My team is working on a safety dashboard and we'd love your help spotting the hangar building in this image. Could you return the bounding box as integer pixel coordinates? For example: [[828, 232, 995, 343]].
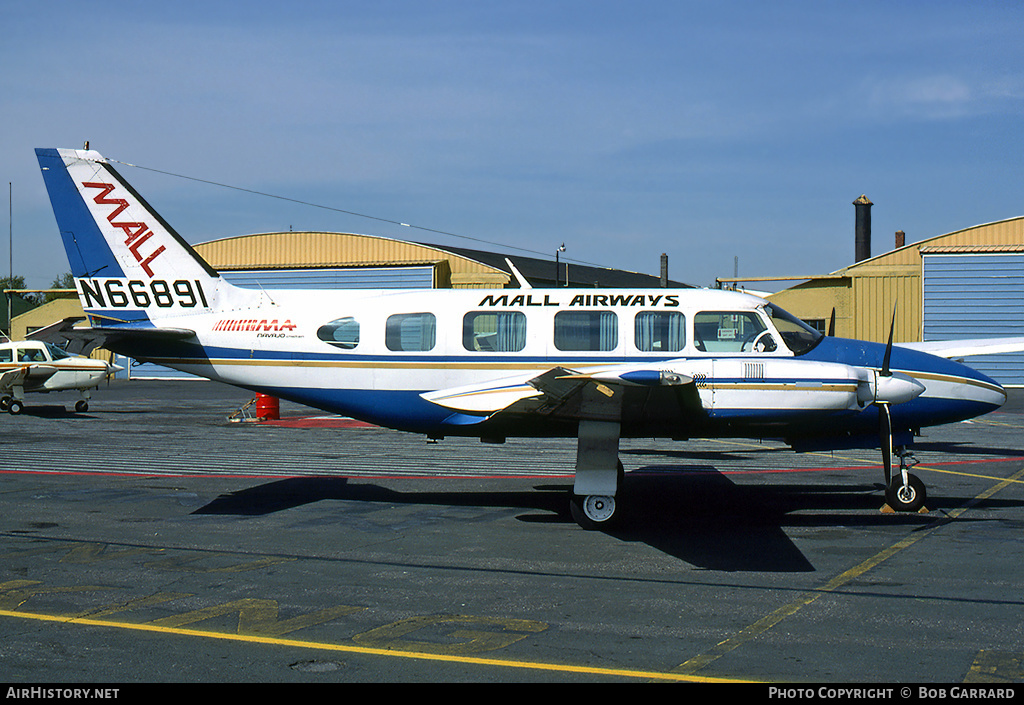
[[758, 204, 1024, 387], [192, 231, 690, 290]]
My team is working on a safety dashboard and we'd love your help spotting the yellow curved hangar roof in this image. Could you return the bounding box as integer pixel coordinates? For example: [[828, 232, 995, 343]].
[[193, 231, 511, 289]]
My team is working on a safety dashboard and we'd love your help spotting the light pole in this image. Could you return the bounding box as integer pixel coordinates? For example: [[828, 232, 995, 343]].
[[555, 243, 566, 287], [6, 182, 11, 340]]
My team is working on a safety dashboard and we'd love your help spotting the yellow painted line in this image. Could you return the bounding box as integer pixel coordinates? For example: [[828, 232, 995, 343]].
[[967, 418, 1024, 430], [703, 438, 1024, 482], [0, 607, 751, 683], [965, 650, 1024, 683], [916, 465, 1024, 484], [672, 466, 1024, 677]]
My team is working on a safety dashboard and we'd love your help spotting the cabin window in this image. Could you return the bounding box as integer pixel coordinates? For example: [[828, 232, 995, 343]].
[[554, 311, 619, 352], [694, 311, 773, 353], [0, 348, 12, 363], [463, 311, 527, 352], [317, 317, 360, 349], [635, 311, 686, 352], [16, 347, 47, 362], [386, 312, 437, 352]]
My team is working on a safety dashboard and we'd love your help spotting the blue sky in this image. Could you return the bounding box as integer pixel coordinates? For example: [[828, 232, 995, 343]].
[[3, 1, 1023, 290]]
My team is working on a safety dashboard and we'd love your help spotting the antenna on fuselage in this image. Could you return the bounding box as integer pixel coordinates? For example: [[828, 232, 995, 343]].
[[255, 281, 278, 306], [505, 258, 532, 289]]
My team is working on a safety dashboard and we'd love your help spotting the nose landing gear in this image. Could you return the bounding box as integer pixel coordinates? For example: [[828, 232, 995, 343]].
[[884, 447, 927, 513]]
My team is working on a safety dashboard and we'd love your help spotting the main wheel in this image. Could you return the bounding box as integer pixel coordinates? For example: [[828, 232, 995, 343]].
[[570, 494, 617, 530], [8, 400, 23, 415], [0, 396, 10, 412], [885, 473, 926, 512]]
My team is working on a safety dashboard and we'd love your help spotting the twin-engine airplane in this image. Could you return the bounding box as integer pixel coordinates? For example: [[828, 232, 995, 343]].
[[34, 147, 1021, 528], [0, 338, 120, 414]]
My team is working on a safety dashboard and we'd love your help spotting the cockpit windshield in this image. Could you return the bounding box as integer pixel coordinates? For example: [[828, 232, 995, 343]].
[[44, 343, 71, 360], [764, 303, 824, 355]]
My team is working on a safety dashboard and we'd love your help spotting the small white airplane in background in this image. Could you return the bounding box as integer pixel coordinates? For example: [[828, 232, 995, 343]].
[[32, 147, 1024, 528], [0, 338, 121, 415]]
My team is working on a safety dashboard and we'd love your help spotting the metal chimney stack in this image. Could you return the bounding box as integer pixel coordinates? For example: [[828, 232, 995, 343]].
[[854, 195, 873, 262]]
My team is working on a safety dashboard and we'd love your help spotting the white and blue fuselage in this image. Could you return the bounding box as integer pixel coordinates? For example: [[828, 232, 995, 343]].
[[34, 147, 1012, 525]]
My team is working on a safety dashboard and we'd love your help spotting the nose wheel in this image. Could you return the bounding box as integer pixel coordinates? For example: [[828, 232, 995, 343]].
[[886, 473, 926, 512]]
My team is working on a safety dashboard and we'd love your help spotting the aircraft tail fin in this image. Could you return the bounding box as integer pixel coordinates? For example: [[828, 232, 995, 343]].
[[35, 148, 233, 323]]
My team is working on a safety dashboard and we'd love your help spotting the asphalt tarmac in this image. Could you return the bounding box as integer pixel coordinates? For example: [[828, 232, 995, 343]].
[[1, 380, 1023, 685]]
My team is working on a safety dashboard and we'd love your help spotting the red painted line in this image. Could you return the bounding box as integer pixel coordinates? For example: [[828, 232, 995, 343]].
[[236, 416, 378, 428]]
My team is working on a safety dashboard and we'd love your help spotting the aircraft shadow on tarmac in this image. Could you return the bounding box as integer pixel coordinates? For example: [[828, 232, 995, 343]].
[[2, 404, 93, 418], [187, 468, 987, 572]]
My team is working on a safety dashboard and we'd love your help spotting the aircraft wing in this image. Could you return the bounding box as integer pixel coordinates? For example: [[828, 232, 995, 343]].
[[27, 317, 196, 355], [421, 363, 698, 425], [0, 364, 57, 392], [897, 337, 1024, 359], [0, 367, 27, 392]]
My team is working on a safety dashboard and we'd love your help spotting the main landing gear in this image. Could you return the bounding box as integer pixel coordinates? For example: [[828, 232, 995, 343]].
[[0, 391, 91, 415], [568, 380, 629, 530], [569, 453, 626, 530], [1, 395, 23, 415], [570, 393, 626, 530]]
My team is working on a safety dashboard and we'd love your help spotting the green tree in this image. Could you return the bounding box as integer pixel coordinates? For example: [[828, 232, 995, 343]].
[[0, 275, 40, 305], [44, 272, 77, 302], [1, 275, 38, 336]]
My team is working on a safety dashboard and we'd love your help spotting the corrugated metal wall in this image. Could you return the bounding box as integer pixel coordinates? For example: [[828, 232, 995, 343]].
[[221, 266, 436, 290], [923, 252, 1024, 386], [851, 271, 921, 344]]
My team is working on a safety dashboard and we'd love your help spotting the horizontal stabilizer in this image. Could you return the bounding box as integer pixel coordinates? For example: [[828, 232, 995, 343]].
[[27, 316, 195, 356]]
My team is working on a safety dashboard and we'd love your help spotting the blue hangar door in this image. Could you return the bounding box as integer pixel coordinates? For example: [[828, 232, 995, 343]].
[[922, 252, 1024, 387]]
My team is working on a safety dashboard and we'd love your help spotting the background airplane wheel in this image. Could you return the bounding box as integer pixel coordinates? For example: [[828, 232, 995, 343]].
[[75, 400, 89, 412], [885, 473, 926, 512]]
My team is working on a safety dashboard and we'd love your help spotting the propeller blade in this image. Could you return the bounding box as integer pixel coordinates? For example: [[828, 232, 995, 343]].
[[879, 402, 893, 486], [828, 308, 836, 337], [881, 306, 896, 377]]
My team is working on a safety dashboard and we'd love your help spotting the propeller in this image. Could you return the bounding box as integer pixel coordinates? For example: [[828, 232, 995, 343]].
[[881, 307, 895, 377], [865, 304, 927, 511], [877, 306, 897, 485], [828, 308, 836, 337]]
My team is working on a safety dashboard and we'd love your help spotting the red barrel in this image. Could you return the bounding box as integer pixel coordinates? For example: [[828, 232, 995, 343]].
[[256, 394, 280, 420]]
